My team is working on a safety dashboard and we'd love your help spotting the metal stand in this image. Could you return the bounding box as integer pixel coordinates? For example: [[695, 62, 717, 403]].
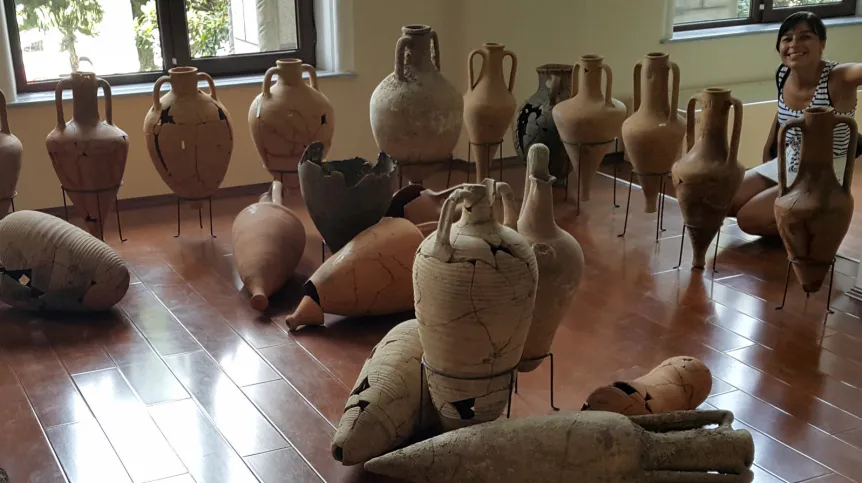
[[417, 356, 517, 431], [775, 257, 837, 315], [512, 352, 559, 411], [61, 185, 127, 242], [269, 169, 298, 185], [396, 158, 455, 190], [673, 224, 721, 272], [617, 170, 670, 241], [466, 140, 505, 185], [1, 191, 16, 214], [320, 240, 330, 263], [562, 139, 617, 215], [174, 196, 216, 238]]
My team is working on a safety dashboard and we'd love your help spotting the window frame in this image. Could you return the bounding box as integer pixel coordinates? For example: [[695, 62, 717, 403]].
[[673, 0, 857, 31], [3, 0, 317, 94]]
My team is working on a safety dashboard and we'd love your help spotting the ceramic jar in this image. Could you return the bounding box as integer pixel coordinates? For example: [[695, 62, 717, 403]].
[[500, 144, 584, 372], [414, 179, 538, 430], [249, 59, 335, 180], [143, 66, 233, 203], [370, 25, 463, 184], [232, 181, 307, 312], [463, 42, 517, 180], [46, 72, 129, 238], [0, 210, 130, 311], [512, 64, 573, 183], [0, 89, 22, 220], [552, 55, 627, 201], [621, 52, 685, 213], [298, 142, 396, 253], [775, 107, 858, 293], [672, 88, 744, 269]]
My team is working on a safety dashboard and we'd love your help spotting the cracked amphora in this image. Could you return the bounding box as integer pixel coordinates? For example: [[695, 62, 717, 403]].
[[413, 179, 538, 431], [0, 88, 22, 221], [46, 72, 128, 238], [143, 66, 233, 206]]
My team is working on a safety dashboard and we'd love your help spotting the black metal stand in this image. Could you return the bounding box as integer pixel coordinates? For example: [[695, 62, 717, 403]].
[[417, 356, 517, 431], [562, 139, 618, 215], [61, 185, 127, 242], [174, 196, 216, 238], [617, 170, 670, 241], [466, 140, 505, 185], [775, 257, 837, 315], [269, 169, 298, 185], [1, 191, 15, 214], [512, 352, 559, 411], [673, 224, 721, 272], [396, 158, 456, 190]]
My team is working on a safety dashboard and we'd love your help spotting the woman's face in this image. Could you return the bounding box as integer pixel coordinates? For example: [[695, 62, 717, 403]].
[[778, 22, 825, 69]]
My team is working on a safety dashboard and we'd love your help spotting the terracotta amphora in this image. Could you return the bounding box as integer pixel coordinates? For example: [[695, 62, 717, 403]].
[[364, 410, 755, 483], [144, 66, 233, 205], [249, 59, 335, 180], [463, 42, 517, 180], [370, 25, 463, 184], [0, 88, 22, 220], [775, 107, 858, 293], [285, 217, 423, 331], [672, 88, 744, 269], [621, 52, 686, 213], [513, 64, 574, 183], [386, 183, 464, 232], [582, 356, 713, 416], [231, 181, 306, 312], [46, 72, 128, 238], [498, 144, 584, 372], [552, 55, 627, 201], [0, 210, 130, 312], [414, 179, 539, 430]]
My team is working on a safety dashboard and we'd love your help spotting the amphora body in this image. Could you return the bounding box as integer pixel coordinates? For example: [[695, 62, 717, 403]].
[[0, 89, 22, 220]]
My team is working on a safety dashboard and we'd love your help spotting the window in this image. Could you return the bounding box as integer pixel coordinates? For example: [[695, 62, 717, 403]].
[[673, 0, 857, 31], [3, 0, 316, 93]]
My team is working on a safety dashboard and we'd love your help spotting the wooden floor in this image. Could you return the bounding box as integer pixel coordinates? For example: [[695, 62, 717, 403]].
[[2, 165, 862, 483]]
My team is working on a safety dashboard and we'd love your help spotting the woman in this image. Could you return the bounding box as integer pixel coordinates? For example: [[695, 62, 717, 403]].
[[729, 11, 862, 236]]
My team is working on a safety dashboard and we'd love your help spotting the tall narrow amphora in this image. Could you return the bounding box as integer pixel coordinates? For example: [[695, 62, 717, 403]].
[[672, 88, 744, 269], [775, 107, 858, 293], [413, 179, 538, 430], [46, 72, 129, 238], [463, 42, 517, 180], [249, 58, 335, 179], [621, 52, 685, 213], [0, 88, 22, 220], [143, 66, 233, 206], [552, 55, 627, 201]]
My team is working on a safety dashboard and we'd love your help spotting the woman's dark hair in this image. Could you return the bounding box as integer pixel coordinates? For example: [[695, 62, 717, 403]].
[[776, 11, 827, 51]]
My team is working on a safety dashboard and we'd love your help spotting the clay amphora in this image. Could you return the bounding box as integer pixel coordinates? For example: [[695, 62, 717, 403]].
[[231, 181, 307, 312], [143, 66, 233, 204], [582, 356, 713, 416], [386, 183, 464, 231], [775, 107, 858, 293], [672, 88, 744, 269], [46, 72, 129, 238], [285, 217, 423, 331], [498, 144, 584, 372], [370, 25, 463, 184], [365, 410, 755, 483], [0, 88, 22, 220], [414, 179, 539, 430], [621, 52, 685, 213], [512, 64, 573, 183], [552, 55, 627, 201], [463, 42, 517, 180], [0, 210, 130, 312], [249, 59, 335, 179], [298, 142, 396, 253]]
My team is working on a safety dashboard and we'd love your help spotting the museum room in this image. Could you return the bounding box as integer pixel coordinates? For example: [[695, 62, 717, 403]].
[[1, 0, 862, 481]]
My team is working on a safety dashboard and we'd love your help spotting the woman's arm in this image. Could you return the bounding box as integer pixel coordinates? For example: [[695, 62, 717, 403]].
[[762, 112, 779, 163], [834, 62, 862, 88]]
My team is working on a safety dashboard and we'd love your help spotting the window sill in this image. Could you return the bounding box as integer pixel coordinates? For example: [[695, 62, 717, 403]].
[[7, 69, 358, 107], [664, 15, 862, 43]]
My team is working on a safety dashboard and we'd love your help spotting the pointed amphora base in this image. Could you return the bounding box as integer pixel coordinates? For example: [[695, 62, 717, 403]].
[[638, 173, 662, 213], [563, 142, 612, 201], [791, 259, 832, 294], [472, 143, 500, 181], [688, 225, 720, 270], [66, 187, 120, 238], [284, 290, 326, 331]]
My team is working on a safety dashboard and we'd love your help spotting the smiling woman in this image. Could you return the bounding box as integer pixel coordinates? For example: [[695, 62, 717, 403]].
[[727, 10, 862, 237]]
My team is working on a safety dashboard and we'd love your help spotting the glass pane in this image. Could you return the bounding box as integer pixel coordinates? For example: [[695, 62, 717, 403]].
[[14, 0, 163, 83], [189, 0, 298, 59], [773, 0, 842, 7], [674, 0, 750, 24]]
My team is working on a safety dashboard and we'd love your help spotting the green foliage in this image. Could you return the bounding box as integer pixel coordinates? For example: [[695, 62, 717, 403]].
[[133, 0, 158, 71], [738, 0, 841, 16], [16, 0, 104, 71]]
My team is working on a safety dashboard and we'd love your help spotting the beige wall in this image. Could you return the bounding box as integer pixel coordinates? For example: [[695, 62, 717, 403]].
[[7, 0, 862, 210]]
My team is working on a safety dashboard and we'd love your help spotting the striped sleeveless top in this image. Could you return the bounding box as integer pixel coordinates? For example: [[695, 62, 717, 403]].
[[777, 61, 856, 172]]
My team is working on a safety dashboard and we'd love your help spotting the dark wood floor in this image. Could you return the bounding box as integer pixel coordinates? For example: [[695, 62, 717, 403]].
[[2, 164, 862, 483]]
